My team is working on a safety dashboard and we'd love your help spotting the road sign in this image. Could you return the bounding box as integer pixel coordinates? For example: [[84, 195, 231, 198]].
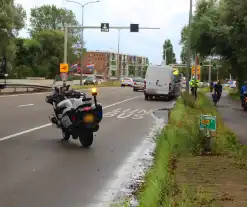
[[101, 23, 109, 32], [60, 63, 68, 73], [200, 115, 216, 131], [191, 65, 201, 75], [60, 72, 68, 81], [213, 63, 216, 69]]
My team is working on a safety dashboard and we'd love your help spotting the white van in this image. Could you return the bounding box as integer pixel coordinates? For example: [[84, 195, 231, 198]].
[[144, 65, 181, 100]]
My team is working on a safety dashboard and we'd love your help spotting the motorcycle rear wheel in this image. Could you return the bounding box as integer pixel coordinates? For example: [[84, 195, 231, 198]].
[[62, 129, 70, 140], [79, 130, 93, 147]]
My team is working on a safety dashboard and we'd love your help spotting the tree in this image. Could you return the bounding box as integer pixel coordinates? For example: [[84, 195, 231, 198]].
[[180, 26, 188, 64], [29, 4, 80, 43], [163, 39, 176, 64], [34, 30, 76, 78], [0, 0, 26, 71]]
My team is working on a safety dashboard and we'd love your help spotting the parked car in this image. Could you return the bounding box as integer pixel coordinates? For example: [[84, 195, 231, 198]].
[[121, 77, 133, 87], [133, 78, 145, 91], [84, 76, 97, 85]]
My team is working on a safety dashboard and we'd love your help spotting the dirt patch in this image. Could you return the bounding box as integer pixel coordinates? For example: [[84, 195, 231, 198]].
[[174, 155, 247, 206]]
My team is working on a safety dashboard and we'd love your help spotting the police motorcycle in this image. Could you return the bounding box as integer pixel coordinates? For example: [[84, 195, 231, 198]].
[[45, 85, 103, 147]]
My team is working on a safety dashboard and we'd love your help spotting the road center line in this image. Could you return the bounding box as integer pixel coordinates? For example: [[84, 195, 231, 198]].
[[18, 104, 34, 107], [0, 95, 141, 142]]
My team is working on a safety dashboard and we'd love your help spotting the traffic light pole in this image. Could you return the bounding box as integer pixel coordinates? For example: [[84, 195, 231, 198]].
[[63, 24, 160, 80]]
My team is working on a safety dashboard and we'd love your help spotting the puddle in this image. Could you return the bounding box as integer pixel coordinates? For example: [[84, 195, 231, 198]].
[[111, 107, 173, 206]]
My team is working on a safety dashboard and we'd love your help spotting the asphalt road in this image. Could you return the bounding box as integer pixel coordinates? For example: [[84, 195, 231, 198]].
[[0, 87, 174, 207]]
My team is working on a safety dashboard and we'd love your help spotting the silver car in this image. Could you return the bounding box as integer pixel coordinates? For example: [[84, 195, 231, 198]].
[[133, 78, 145, 91]]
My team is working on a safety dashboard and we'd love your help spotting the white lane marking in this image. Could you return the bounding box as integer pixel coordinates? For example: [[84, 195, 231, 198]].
[[0, 124, 52, 142], [17, 104, 34, 107], [101, 96, 141, 109], [0, 95, 141, 142]]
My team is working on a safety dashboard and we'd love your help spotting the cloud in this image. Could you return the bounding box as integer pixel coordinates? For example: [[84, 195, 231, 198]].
[[16, 0, 197, 63]]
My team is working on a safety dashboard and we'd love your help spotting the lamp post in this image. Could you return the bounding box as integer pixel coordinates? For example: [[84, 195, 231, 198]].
[[66, 0, 100, 85], [186, 0, 193, 92]]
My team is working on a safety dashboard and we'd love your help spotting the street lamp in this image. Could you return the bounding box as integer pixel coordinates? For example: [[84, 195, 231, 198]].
[[116, 29, 121, 79], [66, 0, 100, 85], [186, 0, 193, 92]]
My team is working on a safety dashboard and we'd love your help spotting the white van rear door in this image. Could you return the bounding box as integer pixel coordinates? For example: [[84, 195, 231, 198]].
[[146, 68, 171, 94]]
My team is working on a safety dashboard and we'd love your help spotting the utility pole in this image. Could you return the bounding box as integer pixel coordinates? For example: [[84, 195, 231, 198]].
[[66, 0, 100, 86], [63, 24, 160, 81], [116, 29, 121, 79], [186, 0, 193, 92]]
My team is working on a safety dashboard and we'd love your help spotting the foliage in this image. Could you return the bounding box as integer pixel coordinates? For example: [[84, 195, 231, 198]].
[[180, 0, 247, 89], [29, 4, 80, 43], [0, 3, 82, 78], [0, 0, 26, 70], [163, 39, 177, 65], [179, 26, 188, 64]]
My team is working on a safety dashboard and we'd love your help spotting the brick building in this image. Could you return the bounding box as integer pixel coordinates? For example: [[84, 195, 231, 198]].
[[77, 50, 149, 79]]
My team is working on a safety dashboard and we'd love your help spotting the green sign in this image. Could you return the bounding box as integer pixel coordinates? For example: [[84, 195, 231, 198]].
[[212, 63, 216, 70], [199, 115, 216, 131]]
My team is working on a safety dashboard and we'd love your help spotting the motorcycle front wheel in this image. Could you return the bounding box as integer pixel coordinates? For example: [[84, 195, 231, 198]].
[[79, 130, 93, 148]]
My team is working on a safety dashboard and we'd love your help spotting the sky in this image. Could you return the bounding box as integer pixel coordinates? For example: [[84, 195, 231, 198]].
[[15, 0, 197, 64]]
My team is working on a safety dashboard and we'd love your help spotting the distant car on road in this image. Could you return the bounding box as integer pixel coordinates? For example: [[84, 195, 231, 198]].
[[83, 76, 97, 85], [121, 77, 133, 87], [133, 77, 145, 91]]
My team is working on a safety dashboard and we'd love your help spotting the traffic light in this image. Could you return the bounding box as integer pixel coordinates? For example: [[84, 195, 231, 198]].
[[130, 24, 139, 32], [213, 63, 216, 69]]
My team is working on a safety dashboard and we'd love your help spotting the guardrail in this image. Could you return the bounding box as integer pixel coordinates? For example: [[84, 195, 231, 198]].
[[0, 83, 52, 93]]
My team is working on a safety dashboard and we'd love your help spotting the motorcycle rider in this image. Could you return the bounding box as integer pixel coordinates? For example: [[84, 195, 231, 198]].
[[210, 81, 214, 92], [189, 76, 199, 98], [240, 81, 247, 105], [213, 80, 222, 101]]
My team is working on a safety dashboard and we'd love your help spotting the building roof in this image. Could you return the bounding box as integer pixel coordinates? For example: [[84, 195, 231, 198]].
[[86, 50, 148, 59]]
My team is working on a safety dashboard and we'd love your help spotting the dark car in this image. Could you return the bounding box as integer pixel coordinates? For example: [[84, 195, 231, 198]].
[[84, 76, 97, 85]]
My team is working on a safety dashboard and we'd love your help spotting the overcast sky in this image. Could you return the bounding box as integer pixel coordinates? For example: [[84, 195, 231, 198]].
[[16, 0, 197, 64]]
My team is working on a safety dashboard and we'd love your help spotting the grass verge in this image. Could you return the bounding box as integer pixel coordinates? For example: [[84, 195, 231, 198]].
[[136, 92, 247, 206], [72, 81, 120, 89], [229, 88, 239, 101]]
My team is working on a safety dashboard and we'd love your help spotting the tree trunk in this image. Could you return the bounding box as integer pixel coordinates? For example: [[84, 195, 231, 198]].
[[230, 57, 244, 92]]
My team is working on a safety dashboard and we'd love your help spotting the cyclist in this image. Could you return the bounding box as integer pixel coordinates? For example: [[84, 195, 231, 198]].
[[189, 76, 199, 98]]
